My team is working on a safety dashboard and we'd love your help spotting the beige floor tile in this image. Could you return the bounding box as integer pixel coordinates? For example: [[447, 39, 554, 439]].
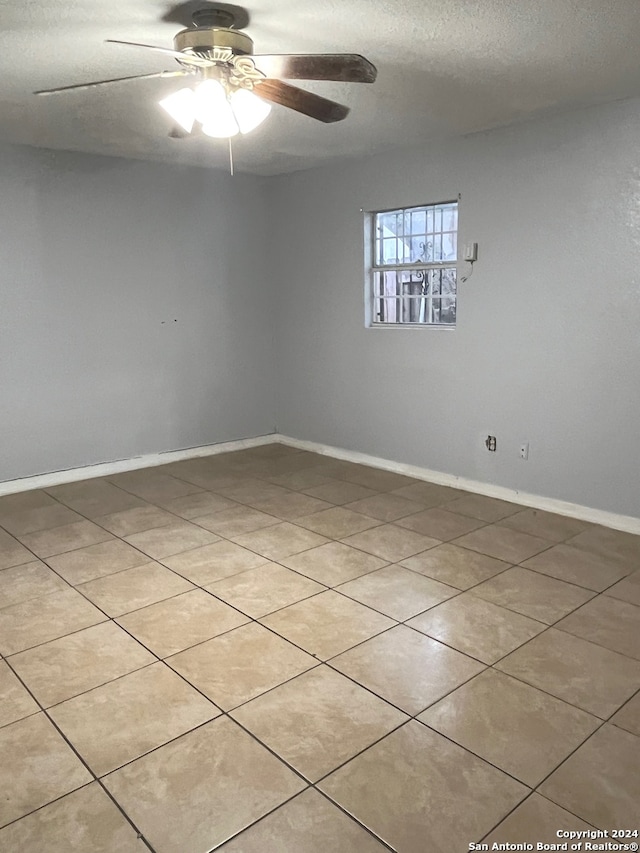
[[496, 628, 640, 719], [261, 590, 395, 660], [206, 563, 325, 618], [335, 467, 417, 492], [250, 492, 333, 521], [336, 565, 458, 620], [46, 480, 146, 517], [117, 588, 249, 657], [0, 503, 83, 537], [331, 625, 485, 715], [555, 595, 640, 659], [605, 570, 640, 606], [77, 562, 193, 617], [259, 455, 321, 475], [566, 524, 640, 568], [218, 788, 388, 852], [49, 662, 218, 775], [214, 479, 292, 504], [123, 520, 219, 559], [408, 593, 545, 664], [395, 507, 485, 540], [521, 543, 632, 591], [194, 505, 281, 537], [162, 468, 247, 492], [471, 566, 595, 624], [319, 721, 527, 853], [95, 504, 177, 536], [302, 480, 377, 505], [103, 717, 306, 853], [483, 793, 594, 846], [18, 520, 114, 558], [610, 691, 640, 736], [400, 543, 511, 589], [328, 462, 416, 492], [498, 509, 591, 542], [266, 469, 336, 491], [306, 460, 367, 480], [0, 588, 106, 656], [107, 472, 202, 503], [162, 540, 270, 585], [0, 561, 69, 608], [443, 494, 523, 522], [295, 506, 382, 538], [0, 659, 39, 727], [0, 713, 92, 828], [0, 490, 57, 515], [232, 665, 407, 781], [344, 493, 425, 522], [281, 541, 387, 586], [0, 528, 44, 570], [453, 524, 551, 563], [419, 669, 599, 786], [341, 524, 440, 562], [156, 490, 237, 518], [390, 482, 464, 506], [168, 622, 317, 710], [9, 621, 156, 707], [44, 539, 150, 586], [540, 725, 640, 828], [0, 783, 147, 853], [231, 522, 329, 561]]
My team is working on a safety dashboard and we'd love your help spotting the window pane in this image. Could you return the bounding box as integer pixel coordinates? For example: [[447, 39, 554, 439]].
[[375, 297, 401, 323], [371, 202, 458, 326], [410, 209, 426, 235], [443, 231, 457, 262]]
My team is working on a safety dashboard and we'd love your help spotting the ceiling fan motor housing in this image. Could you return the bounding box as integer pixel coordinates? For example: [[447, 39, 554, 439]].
[[174, 27, 254, 57]]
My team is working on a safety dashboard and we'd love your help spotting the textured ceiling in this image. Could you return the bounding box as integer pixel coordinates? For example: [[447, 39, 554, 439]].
[[2, 0, 640, 175]]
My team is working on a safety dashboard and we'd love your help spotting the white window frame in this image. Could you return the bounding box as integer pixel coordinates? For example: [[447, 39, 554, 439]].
[[365, 201, 459, 329]]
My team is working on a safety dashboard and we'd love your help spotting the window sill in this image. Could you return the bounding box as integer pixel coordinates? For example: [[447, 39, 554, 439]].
[[366, 323, 456, 331]]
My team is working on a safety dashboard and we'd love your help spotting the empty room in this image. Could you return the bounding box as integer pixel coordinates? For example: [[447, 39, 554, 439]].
[[0, 1, 639, 851]]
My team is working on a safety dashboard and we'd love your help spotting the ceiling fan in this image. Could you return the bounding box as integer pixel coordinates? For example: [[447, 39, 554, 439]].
[[35, 6, 378, 141]]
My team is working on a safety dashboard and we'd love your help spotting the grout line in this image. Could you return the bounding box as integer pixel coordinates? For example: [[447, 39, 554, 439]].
[[1, 447, 639, 846], [476, 788, 599, 843], [309, 788, 398, 851], [0, 656, 156, 851]]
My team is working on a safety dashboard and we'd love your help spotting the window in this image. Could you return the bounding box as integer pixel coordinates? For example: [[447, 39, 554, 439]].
[[367, 201, 458, 327]]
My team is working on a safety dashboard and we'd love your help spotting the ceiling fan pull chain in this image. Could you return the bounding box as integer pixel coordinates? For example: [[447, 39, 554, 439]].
[[228, 137, 234, 176]]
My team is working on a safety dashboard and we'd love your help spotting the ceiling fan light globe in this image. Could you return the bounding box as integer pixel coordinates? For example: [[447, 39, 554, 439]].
[[195, 79, 239, 138], [194, 79, 227, 124], [201, 118, 240, 138], [158, 87, 196, 132], [230, 89, 272, 134]]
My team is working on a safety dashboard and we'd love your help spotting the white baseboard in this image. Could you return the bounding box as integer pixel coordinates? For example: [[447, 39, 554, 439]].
[[275, 434, 640, 535], [0, 434, 277, 497], [2, 431, 638, 535]]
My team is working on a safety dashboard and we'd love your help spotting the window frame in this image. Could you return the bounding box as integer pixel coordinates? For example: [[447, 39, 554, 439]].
[[365, 200, 459, 330]]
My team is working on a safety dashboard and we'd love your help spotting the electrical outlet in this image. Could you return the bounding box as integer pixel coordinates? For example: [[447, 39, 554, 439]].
[[519, 442, 529, 460], [485, 435, 497, 452]]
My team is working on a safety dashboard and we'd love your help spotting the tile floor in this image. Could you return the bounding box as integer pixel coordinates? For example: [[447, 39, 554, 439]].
[[0, 443, 639, 852]]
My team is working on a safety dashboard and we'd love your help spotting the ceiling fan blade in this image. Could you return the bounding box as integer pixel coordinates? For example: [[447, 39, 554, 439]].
[[254, 79, 349, 123], [35, 70, 191, 96], [105, 39, 213, 67], [253, 54, 377, 83], [168, 123, 203, 139], [168, 124, 190, 139]]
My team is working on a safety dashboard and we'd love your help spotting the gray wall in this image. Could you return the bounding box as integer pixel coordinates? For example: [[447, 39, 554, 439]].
[[0, 144, 275, 481], [270, 99, 640, 517], [4, 98, 640, 519]]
